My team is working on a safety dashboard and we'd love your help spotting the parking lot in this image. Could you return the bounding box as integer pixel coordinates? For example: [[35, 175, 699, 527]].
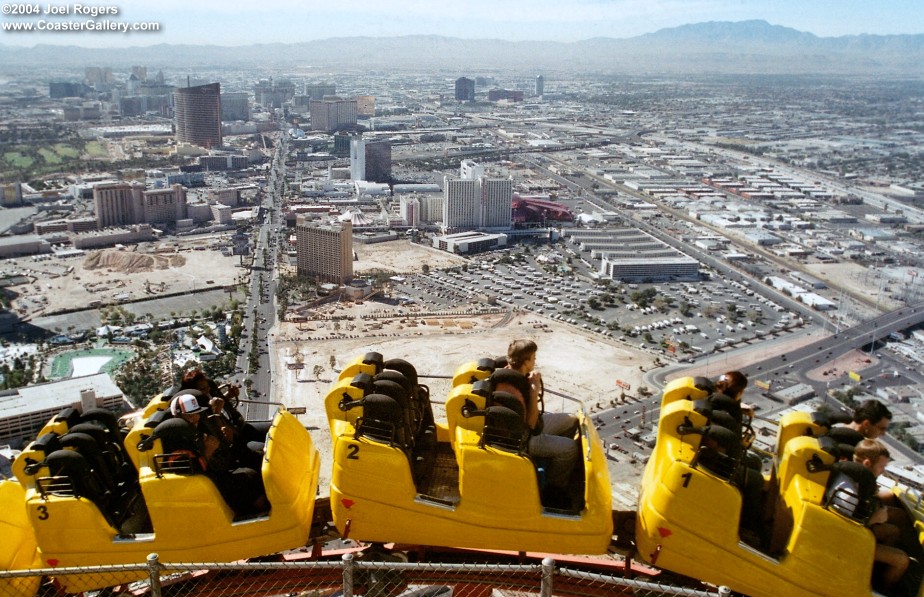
[[389, 247, 803, 361]]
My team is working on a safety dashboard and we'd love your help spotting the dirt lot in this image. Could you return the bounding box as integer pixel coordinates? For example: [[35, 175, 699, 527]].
[[271, 308, 657, 491], [353, 239, 470, 274], [5, 241, 242, 318]]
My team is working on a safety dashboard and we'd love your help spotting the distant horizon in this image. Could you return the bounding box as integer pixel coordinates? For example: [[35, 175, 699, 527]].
[[0, 0, 922, 49]]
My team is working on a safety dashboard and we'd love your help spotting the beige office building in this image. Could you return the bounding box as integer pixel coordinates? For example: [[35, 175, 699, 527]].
[[296, 217, 353, 284]]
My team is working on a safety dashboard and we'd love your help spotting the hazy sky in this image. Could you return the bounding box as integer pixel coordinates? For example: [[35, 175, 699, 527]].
[[1, 0, 921, 47]]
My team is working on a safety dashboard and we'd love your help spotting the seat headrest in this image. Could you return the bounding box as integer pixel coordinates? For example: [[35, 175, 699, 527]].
[[362, 394, 402, 422], [475, 357, 497, 371], [489, 368, 531, 401], [151, 418, 199, 454], [375, 370, 411, 393], [350, 372, 375, 393], [471, 379, 492, 398], [824, 426, 864, 448], [46, 448, 89, 478], [372, 379, 409, 406], [490, 391, 525, 418], [31, 432, 62, 455], [692, 376, 714, 393], [80, 408, 119, 436], [362, 352, 384, 371], [67, 421, 111, 444], [384, 358, 418, 385], [59, 431, 99, 452], [53, 407, 82, 427], [482, 405, 529, 452]]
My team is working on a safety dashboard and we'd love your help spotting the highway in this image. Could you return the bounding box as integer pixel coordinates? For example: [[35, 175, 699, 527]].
[[237, 133, 285, 421]]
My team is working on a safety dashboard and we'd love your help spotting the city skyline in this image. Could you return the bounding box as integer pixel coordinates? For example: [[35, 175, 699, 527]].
[[0, 0, 921, 48]]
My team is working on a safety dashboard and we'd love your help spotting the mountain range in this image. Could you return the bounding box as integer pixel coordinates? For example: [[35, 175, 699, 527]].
[[1, 20, 922, 76]]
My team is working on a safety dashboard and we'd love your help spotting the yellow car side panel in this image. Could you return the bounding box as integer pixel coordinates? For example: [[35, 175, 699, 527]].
[[638, 377, 885, 597], [0, 480, 41, 597], [19, 409, 318, 593], [331, 407, 612, 555]]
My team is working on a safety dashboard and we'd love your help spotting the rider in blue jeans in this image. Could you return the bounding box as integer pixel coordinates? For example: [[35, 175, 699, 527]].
[[496, 339, 579, 507]]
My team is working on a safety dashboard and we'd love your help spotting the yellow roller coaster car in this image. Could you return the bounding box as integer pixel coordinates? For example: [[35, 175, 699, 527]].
[[12, 399, 319, 593], [0, 479, 41, 597], [637, 376, 924, 597], [326, 352, 613, 554]]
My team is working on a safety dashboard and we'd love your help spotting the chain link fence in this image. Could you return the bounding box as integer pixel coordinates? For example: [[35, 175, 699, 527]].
[[0, 553, 726, 597]]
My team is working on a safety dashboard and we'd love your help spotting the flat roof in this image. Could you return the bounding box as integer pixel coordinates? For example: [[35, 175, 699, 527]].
[[0, 373, 123, 420]]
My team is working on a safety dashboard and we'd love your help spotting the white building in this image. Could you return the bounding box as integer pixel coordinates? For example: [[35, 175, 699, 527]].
[[442, 160, 512, 231], [0, 373, 130, 447], [350, 137, 365, 181]]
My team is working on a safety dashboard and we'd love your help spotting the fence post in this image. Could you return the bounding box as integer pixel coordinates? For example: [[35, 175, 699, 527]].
[[540, 557, 555, 597], [146, 553, 162, 597], [342, 553, 354, 597]]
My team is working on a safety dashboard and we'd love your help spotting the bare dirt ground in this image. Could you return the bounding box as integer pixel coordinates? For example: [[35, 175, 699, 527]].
[[270, 308, 657, 492], [353, 239, 470, 274], [5, 241, 242, 318]]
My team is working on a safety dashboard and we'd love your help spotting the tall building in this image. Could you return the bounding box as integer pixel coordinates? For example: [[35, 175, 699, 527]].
[[174, 82, 222, 148], [84, 67, 113, 86], [417, 195, 444, 224], [254, 79, 296, 108], [460, 159, 484, 181], [220, 92, 250, 121], [333, 132, 352, 157], [455, 77, 475, 102], [480, 178, 514, 229], [304, 83, 336, 100], [364, 140, 392, 183], [399, 195, 420, 228], [296, 217, 353, 284], [141, 184, 187, 226], [94, 182, 143, 229], [349, 137, 365, 181], [442, 160, 512, 231], [0, 183, 23, 207], [443, 178, 480, 230], [535, 75, 544, 97], [309, 99, 357, 133], [131, 66, 148, 81], [94, 182, 188, 229]]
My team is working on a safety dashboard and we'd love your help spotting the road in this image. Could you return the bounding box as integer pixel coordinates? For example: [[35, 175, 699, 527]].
[[237, 132, 285, 421]]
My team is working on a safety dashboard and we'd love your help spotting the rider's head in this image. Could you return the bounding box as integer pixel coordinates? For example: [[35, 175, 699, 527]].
[[714, 371, 748, 401], [506, 339, 538, 373], [852, 400, 892, 439]]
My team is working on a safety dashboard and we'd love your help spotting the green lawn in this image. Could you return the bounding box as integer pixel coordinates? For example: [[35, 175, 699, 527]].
[[38, 148, 62, 165], [84, 141, 108, 158], [54, 143, 80, 158], [3, 151, 34, 168]]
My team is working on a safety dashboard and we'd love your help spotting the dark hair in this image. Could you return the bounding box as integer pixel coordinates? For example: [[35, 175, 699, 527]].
[[713, 371, 747, 398], [181, 369, 208, 388], [852, 400, 892, 426], [854, 438, 890, 464], [506, 339, 537, 370]]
